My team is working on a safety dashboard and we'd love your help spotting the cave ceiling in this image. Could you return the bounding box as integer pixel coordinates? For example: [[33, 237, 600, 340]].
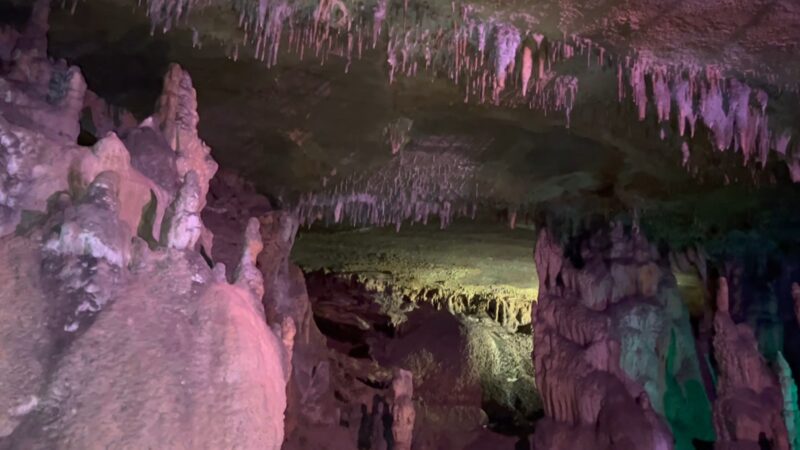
[[27, 0, 800, 248]]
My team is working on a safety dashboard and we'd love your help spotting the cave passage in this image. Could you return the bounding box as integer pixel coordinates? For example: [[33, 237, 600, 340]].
[[1, 0, 800, 449]]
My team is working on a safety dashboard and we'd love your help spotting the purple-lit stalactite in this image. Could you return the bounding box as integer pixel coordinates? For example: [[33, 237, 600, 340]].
[[142, 0, 586, 122], [620, 59, 796, 177], [383, 19, 583, 123]]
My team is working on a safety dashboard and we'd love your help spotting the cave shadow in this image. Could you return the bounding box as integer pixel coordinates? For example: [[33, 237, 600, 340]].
[[49, 20, 172, 118], [357, 395, 394, 450]]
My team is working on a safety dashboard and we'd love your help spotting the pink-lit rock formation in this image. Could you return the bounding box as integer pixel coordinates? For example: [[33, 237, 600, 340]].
[[153, 63, 218, 210], [531, 225, 684, 450], [256, 211, 343, 436], [712, 277, 790, 450], [0, 20, 290, 447], [162, 170, 204, 249], [0, 113, 82, 235], [200, 174, 345, 446], [77, 132, 171, 241], [1, 176, 289, 449], [0, 0, 84, 144]]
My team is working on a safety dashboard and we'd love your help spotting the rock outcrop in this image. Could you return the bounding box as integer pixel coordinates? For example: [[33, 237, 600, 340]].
[[531, 224, 713, 450], [200, 169, 343, 447], [0, 114, 82, 235], [0, 20, 290, 448], [77, 132, 171, 241], [0, 1, 84, 144]]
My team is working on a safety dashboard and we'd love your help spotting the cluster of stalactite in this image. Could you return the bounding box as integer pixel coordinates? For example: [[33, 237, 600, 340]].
[[135, 0, 799, 184], [618, 58, 798, 178], [133, 0, 797, 159], [139, 0, 591, 120], [294, 148, 479, 230], [129, 0, 800, 235], [382, 14, 584, 123]]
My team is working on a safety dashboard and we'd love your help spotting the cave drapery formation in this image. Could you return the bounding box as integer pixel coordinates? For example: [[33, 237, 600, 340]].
[[1, 0, 800, 449]]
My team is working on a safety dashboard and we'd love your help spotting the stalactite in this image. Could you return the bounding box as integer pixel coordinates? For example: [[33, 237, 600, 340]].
[[492, 24, 520, 103], [295, 147, 478, 231]]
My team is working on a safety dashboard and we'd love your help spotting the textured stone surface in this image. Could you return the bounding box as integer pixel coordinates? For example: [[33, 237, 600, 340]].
[[0, 114, 82, 235], [0, 183, 288, 450], [531, 225, 712, 450], [78, 133, 171, 241], [0, 24, 289, 447], [0, 1, 85, 144], [153, 64, 218, 209], [162, 170, 204, 250], [200, 174, 341, 445]]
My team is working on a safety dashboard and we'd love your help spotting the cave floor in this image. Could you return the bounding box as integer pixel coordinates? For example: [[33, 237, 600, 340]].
[[292, 220, 538, 327]]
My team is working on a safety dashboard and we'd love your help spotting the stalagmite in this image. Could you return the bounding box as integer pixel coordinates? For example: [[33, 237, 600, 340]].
[[391, 368, 415, 450], [0, 15, 306, 448], [235, 217, 266, 300], [154, 64, 218, 209]]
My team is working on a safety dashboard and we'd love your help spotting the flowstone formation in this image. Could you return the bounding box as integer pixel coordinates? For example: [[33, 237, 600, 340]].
[[0, 12, 290, 447], [531, 224, 713, 450]]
